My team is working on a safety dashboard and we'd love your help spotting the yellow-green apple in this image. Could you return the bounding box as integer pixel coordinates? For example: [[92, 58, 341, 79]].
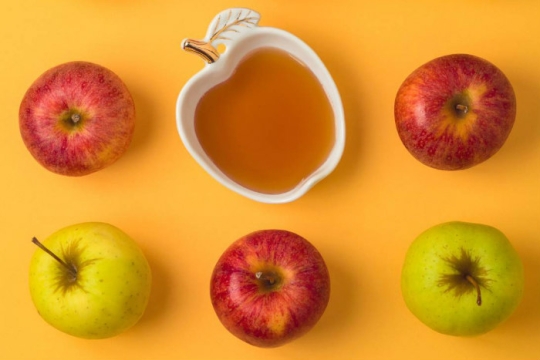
[[210, 230, 330, 347], [29, 222, 152, 339], [394, 54, 516, 170], [401, 221, 524, 336], [19, 61, 135, 176]]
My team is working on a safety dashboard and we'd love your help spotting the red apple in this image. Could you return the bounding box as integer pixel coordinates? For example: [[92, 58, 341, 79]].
[[19, 61, 135, 176], [394, 54, 516, 170], [210, 230, 330, 347]]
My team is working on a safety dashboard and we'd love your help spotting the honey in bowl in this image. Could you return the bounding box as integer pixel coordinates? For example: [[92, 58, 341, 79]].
[[194, 47, 335, 194]]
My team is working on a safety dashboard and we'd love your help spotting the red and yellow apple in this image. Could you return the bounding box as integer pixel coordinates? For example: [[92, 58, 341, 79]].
[[210, 230, 330, 347], [394, 54, 516, 170], [19, 61, 136, 176]]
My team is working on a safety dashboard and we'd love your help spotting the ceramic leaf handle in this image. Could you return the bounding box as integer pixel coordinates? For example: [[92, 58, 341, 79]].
[[183, 8, 261, 64]]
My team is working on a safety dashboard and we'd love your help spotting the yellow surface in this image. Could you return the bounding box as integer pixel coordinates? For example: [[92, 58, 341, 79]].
[[1, 1, 539, 359]]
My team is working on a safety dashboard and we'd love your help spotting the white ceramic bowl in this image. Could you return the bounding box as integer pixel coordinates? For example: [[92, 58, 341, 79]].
[[176, 8, 345, 204]]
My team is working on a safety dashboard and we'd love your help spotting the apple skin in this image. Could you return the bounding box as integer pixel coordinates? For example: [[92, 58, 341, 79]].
[[394, 54, 516, 170], [19, 61, 135, 176], [29, 222, 152, 339], [210, 230, 330, 347], [401, 221, 524, 336]]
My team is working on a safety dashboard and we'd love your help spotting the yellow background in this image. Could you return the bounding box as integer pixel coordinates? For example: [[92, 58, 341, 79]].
[[1, 1, 539, 359]]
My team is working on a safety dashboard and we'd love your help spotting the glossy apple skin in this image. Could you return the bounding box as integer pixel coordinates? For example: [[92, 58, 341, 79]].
[[395, 54, 516, 170], [19, 62, 135, 176], [401, 221, 524, 336], [210, 230, 330, 347], [29, 222, 152, 339]]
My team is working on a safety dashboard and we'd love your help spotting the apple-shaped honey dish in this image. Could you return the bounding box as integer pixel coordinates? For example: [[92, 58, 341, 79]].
[[176, 8, 345, 204]]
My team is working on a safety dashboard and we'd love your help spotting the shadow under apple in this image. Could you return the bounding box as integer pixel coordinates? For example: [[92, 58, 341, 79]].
[[131, 244, 174, 329], [122, 85, 156, 160], [297, 248, 363, 345], [495, 238, 540, 336], [492, 73, 540, 163]]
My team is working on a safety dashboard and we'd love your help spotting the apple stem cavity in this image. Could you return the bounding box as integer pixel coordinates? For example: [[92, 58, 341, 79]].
[[32, 237, 78, 281], [465, 274, 482, 306]]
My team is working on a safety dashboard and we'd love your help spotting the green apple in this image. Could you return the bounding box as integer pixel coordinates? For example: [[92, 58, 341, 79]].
[[29, 222, 152, 339], [401, 221, 524, 336]]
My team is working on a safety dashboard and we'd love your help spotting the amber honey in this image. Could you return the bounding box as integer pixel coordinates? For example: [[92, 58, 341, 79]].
[[194, 47, 335, 194]]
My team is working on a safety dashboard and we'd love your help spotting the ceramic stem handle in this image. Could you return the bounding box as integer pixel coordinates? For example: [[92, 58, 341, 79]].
[[182, 8, 261, 64]]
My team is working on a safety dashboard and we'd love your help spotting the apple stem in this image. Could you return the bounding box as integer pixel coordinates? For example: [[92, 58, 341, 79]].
[[256, 271, 276, 285], [465, 274, 482, 306], [455, 104, 469, 114], [31, 237, 77, 280], [71, 113, 81, 123], [255, 270, 281, 292]]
